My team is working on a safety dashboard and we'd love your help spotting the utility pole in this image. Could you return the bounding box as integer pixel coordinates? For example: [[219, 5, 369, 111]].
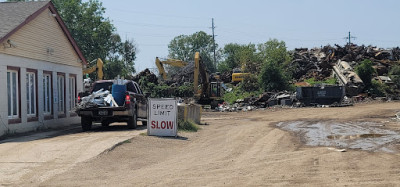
[[344, 31, 356, 45], [211, 18, 217, 71]]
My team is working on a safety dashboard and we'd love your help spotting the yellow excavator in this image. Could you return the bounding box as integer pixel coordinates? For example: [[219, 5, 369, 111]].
[[193, 52, 224, 106], [155, 53, 224, 106], [83, 58, 104, 80], [155, 57, 188, 80], [80, 58, 105, 98], [231, 64, 250, 83]]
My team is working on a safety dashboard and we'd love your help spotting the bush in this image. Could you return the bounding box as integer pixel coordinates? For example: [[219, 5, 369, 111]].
[[356, 59, 375, 90], [238, 74, 259, 92], [259, 61, 290, 91], [370, 80, 389, 97], [178, 120, 199, 132], [389, 65, 400, 89], [222, 86, 260, 104], [175, 83, 194, 97]]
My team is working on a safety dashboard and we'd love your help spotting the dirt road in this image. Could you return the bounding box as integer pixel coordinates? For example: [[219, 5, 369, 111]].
[[0, 124, 147, 186], [2, 102, 400, 186]]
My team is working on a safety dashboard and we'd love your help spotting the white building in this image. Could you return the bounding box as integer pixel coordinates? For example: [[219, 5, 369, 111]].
[[0, 1, 86, 137]]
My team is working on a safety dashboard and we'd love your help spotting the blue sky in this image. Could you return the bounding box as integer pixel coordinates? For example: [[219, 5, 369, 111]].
[[3, 0, 400, 72], [100, 0, 400, 72]]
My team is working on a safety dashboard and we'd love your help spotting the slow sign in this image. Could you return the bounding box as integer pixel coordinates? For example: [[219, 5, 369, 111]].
[[147, 98, 177, 137]]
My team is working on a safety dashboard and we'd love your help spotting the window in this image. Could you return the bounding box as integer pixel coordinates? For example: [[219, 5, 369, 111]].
[[26, 71, 36, 117], [92, 82, 113, 92], [126, 82, 137, 93], [57, 74, 65, 114], [7, 70, 19, 119], [68, 75, 76, 111], [134, 82, 143, 94], [43, 73, 52, 115]]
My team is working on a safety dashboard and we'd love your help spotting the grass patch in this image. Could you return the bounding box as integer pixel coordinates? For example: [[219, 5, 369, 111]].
[[178, 120, 200, 132], [304, 77, 337, 86], [119, 139, 131, 145], [140, 132, 148, 136], [223, 85, 261, 104]]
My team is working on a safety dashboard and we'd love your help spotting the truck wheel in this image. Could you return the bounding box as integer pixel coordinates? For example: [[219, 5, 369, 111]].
[[81, 117, 92, 131], [142, 121, 147, 126], [127, 113, 137, 129]]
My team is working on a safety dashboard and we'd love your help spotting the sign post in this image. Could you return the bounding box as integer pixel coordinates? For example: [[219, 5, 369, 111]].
[[147, 98, 177, 137]]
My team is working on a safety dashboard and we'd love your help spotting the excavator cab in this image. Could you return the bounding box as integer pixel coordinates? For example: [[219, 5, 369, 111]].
[[210, 82, 223, 98]]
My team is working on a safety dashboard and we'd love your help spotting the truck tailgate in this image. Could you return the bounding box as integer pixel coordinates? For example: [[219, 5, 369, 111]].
[[78, 106, 127, 117]]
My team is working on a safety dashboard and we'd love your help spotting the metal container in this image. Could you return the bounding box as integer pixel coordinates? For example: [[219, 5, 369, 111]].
[[296, 86, 345, 106]]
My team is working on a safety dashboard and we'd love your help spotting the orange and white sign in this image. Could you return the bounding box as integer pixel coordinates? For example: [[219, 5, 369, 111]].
[[147, 98, 177, 137]]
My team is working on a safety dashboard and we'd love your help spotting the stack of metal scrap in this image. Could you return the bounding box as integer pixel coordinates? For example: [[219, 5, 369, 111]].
[[132, 68, 158, 85], [290, 44, 400, 82], [75, 89, 118, 111]]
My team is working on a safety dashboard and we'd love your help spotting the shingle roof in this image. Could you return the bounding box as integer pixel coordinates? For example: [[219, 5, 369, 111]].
[[0, 1, 50, 39]]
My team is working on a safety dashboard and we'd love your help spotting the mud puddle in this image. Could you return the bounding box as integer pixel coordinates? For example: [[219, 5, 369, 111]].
[[276, 121, 400, 153]]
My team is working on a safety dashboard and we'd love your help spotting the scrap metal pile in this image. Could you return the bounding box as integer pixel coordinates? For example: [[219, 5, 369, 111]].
[[216, 91, 295, 112], [76, 79, 127, 111], [132, 68, 158, 85], [75, 89, 118, 110], [290, 44, 400, 82], [167, 63, 195, 85]]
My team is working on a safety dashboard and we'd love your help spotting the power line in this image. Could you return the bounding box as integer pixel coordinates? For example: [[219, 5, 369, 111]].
[[112, 20, 207, 29], [115, 31, 177, 38], [106, 8, 210, 20]]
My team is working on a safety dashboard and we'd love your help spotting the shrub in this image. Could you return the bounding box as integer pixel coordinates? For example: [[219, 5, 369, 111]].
[[238, 74, 259, 92], [178, 120, 199, 132], [222, 86, 260, 104], [389, 65, 400, 89], [370, 79, 388, 97], [356, 59, 375, 90], [259, 61, 291, 91]]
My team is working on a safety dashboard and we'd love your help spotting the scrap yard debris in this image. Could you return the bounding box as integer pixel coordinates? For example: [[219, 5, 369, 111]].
[[290, 44, 400, 82], [131, 44, 399, 112], [76, 79, 127, 110], [76, 89, 116, 110], [132, 68, 158, 85], [332, 60, 364, 96]]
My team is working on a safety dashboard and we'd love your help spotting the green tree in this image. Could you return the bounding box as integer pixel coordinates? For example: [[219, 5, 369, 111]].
[[258, 39, 292, 91], [257, 39, 292, 68], [355, 59, 375, 90], [219, 43, 260, 73], [104, 34, 137, 79], [259, 61, 291, 91], [52, 0, 136, 79], [219, 43, 243, 71], [168, 31, 220, 72], [53, 0, 114, 61]]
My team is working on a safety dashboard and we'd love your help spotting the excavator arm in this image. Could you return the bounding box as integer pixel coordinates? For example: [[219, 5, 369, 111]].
[[83, 58, 104, 80], [155, 57, 188, 80], [194, 52, 210, 99]]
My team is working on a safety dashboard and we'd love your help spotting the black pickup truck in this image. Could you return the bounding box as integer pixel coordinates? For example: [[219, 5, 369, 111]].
[[76, 80, 147, 131]]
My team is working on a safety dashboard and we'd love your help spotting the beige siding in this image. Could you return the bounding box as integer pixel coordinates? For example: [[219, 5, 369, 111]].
[[0, 8, 82, 68]]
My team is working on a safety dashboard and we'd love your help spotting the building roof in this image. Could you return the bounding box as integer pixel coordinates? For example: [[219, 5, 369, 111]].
[[0, 1, 87, 65]]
